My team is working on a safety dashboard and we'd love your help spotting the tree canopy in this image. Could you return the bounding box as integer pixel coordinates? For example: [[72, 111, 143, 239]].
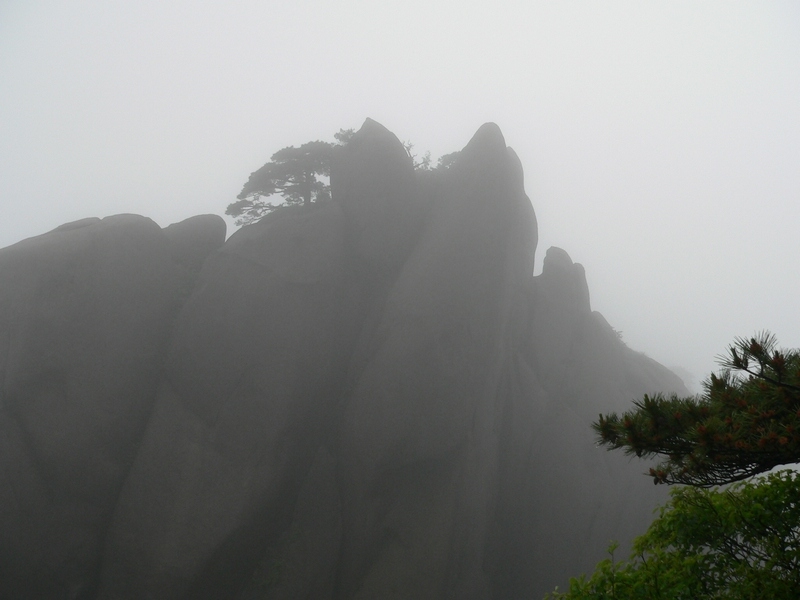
[[548, 333, 800, 599], [226, 129, 354, 226], [595, 332, 800, 487], [227, 128, 460, 226], [545, 469, 800, 599]]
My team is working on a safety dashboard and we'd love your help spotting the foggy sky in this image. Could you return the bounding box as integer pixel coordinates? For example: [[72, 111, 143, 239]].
[[1, 0, 798, 392]]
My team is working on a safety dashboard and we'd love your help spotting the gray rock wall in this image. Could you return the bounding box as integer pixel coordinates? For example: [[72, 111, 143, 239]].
[[98, 204, 364, 599], [491, 246, 683, 597], [0, 120, 687, 600], [0, 214, 225, 599], [335, 123, 536, 600]]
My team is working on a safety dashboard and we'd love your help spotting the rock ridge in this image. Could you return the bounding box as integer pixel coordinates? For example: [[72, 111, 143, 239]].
[[0, 119, 686, 600]]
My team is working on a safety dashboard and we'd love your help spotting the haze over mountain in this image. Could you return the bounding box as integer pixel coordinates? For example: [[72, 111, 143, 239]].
[[0, 119, 687, 599], [2, 1, 799, 385]]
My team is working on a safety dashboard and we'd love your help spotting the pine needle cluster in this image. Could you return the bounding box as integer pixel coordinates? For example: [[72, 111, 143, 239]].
[[595, 333, 800, 486]]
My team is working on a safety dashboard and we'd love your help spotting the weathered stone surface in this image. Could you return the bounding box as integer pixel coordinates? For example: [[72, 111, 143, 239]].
[[335, 123, 537, 599], [163, 214, 228, 275], [1, 121, 690, 600], [98, 203, 365, 599], [239, 445, 343, 600], [530, 245, 685, 414], [331, 118, 426, 272], [528, 246, 592, 388], [490, 246, 686, 598], [0, 214, 224, 599]]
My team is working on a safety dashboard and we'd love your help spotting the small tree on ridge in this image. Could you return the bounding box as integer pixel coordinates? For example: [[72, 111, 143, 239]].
[[226, 129, 354, 226]]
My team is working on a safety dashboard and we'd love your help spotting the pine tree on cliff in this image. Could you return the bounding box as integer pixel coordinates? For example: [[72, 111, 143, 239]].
[[226, 129, 354, 226], [595, 332, 800, 486], [227, 128, 457, 226], [549, 333, 800, 599]]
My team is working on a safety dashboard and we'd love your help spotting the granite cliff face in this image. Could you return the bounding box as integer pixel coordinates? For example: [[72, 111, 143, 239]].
[[0, 120, 685, 599], [0, 214, 226, 598]]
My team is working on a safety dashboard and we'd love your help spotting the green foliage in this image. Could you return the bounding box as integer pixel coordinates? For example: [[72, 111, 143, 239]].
[[544, 469, 800, 599], [551, 334, 800, 598], [595, 333, 800, 486]]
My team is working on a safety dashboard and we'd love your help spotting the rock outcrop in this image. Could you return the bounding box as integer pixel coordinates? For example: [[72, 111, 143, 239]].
[[491, 246, 683, 597], [331, 118, 427, 273], [0, 120, 686, 600], [98, 202, 367, 599], [0, 214, 225, 599], [334, 122, 536, 600]]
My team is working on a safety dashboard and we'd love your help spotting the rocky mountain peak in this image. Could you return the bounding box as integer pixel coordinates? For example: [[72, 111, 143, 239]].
[[0, 120, 685, 600]]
